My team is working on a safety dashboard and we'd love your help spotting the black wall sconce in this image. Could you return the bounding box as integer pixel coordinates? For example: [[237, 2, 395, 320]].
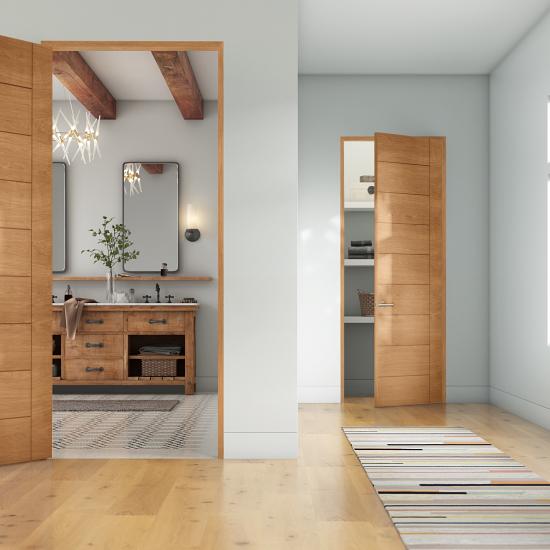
[[185, 204, 201, 242]]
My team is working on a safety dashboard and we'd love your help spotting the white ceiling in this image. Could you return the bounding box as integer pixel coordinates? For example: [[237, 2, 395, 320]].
[[299, 0, 550, 74], [53, 50, 218, 101]]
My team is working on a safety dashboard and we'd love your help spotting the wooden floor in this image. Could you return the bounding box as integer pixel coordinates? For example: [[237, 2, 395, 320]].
[[2, 398, 550, 549]]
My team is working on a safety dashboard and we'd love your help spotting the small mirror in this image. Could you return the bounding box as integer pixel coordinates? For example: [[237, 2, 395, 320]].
[[52, 162, 66, 273], [122, 162, 179, 272]]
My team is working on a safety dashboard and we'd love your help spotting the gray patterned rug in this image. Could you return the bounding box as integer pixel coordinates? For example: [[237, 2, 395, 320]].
[[53, 399, 179, 412]]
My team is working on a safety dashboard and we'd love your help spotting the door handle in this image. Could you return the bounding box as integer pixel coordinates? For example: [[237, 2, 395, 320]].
[[85, 319, 104, 324], [376, 303, 394, 307], [149, 319, 167, 324], [85, 342, 104, 348], [85, 366, 104, 372]]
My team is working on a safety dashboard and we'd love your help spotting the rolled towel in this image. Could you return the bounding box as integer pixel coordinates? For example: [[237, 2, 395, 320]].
[[138, 346, 182, 356], [350, 240, 372, 247], [348, 246, 372, 254]]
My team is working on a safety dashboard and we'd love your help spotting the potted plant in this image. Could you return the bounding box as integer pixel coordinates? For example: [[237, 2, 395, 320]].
[[82, 216, 139, 302]]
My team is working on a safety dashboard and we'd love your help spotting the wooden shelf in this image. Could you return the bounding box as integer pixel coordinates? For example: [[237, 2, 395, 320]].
[[344, 316, 374, 324], [53, 379, 186, 386], [344, 259, 374, 267], [129, 355, 185, 360], [52, 275, 212, 281], [344, 201, 374, 211]]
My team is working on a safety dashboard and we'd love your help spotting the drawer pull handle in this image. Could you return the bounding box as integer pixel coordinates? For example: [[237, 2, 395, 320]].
[[85, 319, 104, 325], [149, 319, 167, 325], [85, 342, 104, 349], [85, 366, 104, 372], [376, 303, 394, 307]]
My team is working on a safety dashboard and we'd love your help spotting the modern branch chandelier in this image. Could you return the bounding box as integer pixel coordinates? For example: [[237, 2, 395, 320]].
[[123, 163, 142, 195], [52, 100, 101, 165]]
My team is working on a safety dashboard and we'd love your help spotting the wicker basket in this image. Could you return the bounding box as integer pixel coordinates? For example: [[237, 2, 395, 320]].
[[357, 290, 375, 317], [141, 358, 177, 377]]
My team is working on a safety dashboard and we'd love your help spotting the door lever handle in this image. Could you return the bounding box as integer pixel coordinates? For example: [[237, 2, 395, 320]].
[[376, 303, 394, 307]]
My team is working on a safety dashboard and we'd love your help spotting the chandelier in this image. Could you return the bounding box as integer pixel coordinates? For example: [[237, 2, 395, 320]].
[[123, 163, 142, 195], [52, 100, 101, 165]]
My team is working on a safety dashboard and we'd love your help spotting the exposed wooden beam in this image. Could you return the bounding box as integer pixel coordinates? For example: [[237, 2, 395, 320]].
[[141, 163, 164, 175], [52, 51, 116, 120], [152, 51, 203, 120]]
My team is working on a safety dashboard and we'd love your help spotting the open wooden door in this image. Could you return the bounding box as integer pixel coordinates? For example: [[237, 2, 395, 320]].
[[374, 132, 445, 406], [0, 36, 52, 464]]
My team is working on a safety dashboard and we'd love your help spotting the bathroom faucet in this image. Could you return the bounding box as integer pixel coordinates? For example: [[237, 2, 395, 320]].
[[143, 294, 151, 303], [155, 283, 161, 303], [166, 294, 175, 303]]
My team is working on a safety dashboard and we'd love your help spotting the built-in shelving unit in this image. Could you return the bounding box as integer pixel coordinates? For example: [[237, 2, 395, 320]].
[[52, 275, 212, 282], [344, 259, 374, 267]]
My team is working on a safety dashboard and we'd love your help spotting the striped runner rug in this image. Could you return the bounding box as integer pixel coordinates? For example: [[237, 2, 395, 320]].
[[343, 427, 550, 549]]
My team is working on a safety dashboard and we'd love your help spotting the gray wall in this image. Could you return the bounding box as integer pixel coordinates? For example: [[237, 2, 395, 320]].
[[2, 0, 298, 458], [299, 75, 490, 403], [52, 100, 218, 392], [490, 10, 550, 427]]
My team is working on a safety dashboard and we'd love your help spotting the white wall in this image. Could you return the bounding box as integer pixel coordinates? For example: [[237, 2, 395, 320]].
[[299, 75, 490, 403], [490, 11, 550, 428], [2, 0, 298, 458], [52, 100, 219, 393]]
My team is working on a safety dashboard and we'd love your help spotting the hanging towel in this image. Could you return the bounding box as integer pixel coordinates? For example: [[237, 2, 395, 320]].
[[62, 298, 97, 340]]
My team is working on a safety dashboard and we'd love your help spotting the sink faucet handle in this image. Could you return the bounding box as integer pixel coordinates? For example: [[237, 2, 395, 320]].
[[52, 295, 58, 303], [142, 294, 152, 303], [165, 294, 175, 303]]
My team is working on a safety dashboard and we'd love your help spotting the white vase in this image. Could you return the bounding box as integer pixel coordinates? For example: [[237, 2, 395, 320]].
[[106, 270, 116, 303]]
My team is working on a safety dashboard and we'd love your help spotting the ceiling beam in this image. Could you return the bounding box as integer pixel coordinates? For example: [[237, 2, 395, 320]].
[[152, 51, 203, 120], [52, 51, 116, 120], [141, 163, 164, 174]]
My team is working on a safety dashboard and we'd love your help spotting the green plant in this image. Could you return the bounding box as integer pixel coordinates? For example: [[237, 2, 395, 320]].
[[81, 216, 139, 271]]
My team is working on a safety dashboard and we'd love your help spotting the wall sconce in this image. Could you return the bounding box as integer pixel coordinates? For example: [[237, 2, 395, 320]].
[[185, 204, 201, 242]]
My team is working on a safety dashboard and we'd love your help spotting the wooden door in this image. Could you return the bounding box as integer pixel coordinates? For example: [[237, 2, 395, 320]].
[[374, 133, 445, 406], [0, 36, 51, 464]]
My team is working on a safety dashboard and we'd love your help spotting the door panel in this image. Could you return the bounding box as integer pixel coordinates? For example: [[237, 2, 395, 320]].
[[0, 36, 52, 465], [376, 133, 429, 165], [375, 315, 429, 346], [376, 345, 429, 377], [377, 193, 429, 225], [376, 223, 429, 254], [375, 375, 430, 407], [376, 285, 429, 315], [376, 253, 429, 285], [377, 162, 429, 195]]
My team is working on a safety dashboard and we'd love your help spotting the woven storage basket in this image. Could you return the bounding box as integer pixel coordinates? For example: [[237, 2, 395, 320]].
[[141, 358, 177, 377], [357, 290, 375, 317]]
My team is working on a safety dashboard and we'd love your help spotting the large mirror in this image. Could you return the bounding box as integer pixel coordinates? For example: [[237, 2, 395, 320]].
[[122, 162, 179, 272], [52, 162, 66, 273]]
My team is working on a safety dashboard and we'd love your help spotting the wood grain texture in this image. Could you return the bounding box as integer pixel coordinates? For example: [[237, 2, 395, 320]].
[[0, 35, 32, 88], [377, 192, 429, 225], [0, 371, 31, 419], [78, 312, 123, 333], [0, 417, 30, 465], [429, 137, 446, 404], [184, 313, 196, 394], [64, 358, 124, 381], [0, 83, 31, 135], [0, 132, 31, 182], [0, 325, 31, 371], [126, 311, 187, 333], [31, 43, 52, 460], [376, 162, 429, 195], [52, 51, 116, 119], [0, 276, 31, 323], [65, 334, 123, 358], [375, 315, 429, 346], [0, 180, 31, 229], [152, 51, 203, 119], [376, 222, 429, 254], [0, 228, 30, 275], [376, 132, 429, 165], [375, 345, 429, 378], [375, 285, 429, 315], [375, 375, 430, 406], [376, 253, 429, 285]]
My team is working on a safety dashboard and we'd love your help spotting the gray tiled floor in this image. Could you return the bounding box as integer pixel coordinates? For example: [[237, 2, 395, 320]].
[[53, 393, 217, 459]]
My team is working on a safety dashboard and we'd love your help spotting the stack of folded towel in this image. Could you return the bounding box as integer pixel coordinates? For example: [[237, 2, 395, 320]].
[[348, 240, 374, 259], [138, 346, 182, 356]]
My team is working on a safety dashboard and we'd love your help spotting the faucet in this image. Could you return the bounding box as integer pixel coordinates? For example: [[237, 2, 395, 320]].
[[155, 283, 161, 303], [143, 294, 151, 303], [165, 294, 175, 303]]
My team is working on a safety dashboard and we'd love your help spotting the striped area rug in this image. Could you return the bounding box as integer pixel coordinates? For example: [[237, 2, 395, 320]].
[[343, 427, 550, 549]]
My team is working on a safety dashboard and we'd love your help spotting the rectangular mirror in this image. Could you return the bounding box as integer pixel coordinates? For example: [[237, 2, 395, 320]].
[[52, 162, 66, 273], [122, 162, 179, 272]]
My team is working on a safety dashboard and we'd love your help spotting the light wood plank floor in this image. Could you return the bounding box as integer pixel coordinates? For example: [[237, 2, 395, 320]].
[[2, 399, 550, 549]]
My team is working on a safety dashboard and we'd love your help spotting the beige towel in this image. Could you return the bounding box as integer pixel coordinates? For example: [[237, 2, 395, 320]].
[[62, 298, 97, 340]]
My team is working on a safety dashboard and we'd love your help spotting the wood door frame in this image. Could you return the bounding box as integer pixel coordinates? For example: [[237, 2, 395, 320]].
[[340, 136, 374, 402], [42, 40, 225, 458]]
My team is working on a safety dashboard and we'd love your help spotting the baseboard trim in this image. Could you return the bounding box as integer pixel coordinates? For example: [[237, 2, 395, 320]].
[[298, 386, 340, 403], [490, 386, 550, 430], [446, 385, 489, 403], [224, 432, 298, 459]]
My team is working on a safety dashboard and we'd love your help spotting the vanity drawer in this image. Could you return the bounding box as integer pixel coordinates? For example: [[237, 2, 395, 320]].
[[79, 312, 123, 333], [63, 358, 124, 381], [127, 312, 186, 332], [52, 311, 63, 333], [65, 334, 123, 358]]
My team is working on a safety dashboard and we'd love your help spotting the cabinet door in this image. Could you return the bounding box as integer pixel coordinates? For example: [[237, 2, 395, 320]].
[[374, 133, 445, 406], [0, 36, 51, 465]]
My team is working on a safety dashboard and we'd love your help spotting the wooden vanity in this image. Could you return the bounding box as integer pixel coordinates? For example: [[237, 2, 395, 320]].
[[52, 304, 198, 394]]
